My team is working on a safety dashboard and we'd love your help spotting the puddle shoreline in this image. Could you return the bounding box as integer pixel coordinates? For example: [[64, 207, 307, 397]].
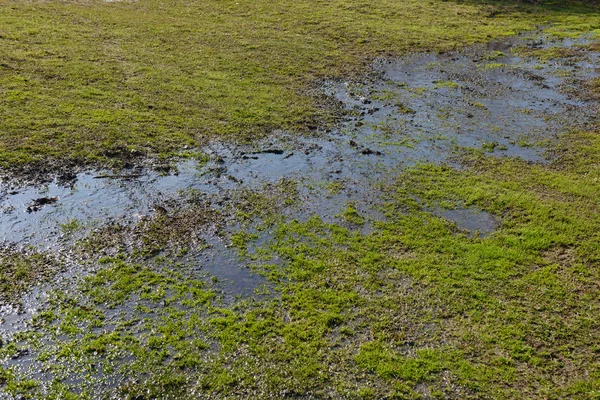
[[1, 30, 598, 297], [1, 31, 599, 395]]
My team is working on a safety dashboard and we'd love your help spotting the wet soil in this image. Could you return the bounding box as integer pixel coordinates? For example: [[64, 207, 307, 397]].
[[0, 32, 599, 396], [2, 35, 597, 244]]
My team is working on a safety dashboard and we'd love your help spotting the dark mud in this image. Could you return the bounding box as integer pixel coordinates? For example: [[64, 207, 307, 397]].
[[0, 32, 599, 396]]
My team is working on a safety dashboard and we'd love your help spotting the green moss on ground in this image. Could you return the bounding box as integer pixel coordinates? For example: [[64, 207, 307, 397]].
[[513, 45, 583, 62]]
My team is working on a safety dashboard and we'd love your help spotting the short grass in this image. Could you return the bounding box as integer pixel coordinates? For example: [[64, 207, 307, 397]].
[[4, 128, 600, 398], [1, 1, 600, 399], [0, 249, 61, 309], [1, 0, 600, 168]]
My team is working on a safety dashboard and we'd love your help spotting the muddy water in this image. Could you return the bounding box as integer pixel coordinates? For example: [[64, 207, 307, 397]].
[[435, 208, 498, 238], [0, 32, 597, 286], [0, 33, 599, 393], [2, 35, 597, 249]]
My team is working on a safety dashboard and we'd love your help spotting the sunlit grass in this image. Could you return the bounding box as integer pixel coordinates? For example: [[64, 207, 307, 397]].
[[1, 0, 599, 167]]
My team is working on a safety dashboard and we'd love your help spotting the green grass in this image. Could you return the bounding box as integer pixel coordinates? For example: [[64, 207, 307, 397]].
[[1, 0, 600, 398], [0, 249, 61, 308], [5, 127, 599, 398], [1, 0, 600, 168], [513, 45, 582, 62], [211, 129, 600, 398], [337, 201, 365, 225]]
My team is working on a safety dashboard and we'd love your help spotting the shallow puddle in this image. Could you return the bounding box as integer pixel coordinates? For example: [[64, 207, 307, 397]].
[[2, 35, 597, 249], [435, 207, 498, 238], [1, 32, 599, 395], [198, 237, 268, 299]]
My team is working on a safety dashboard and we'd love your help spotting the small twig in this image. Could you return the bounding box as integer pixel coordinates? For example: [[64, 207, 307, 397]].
[[93, 174, 143, 179]]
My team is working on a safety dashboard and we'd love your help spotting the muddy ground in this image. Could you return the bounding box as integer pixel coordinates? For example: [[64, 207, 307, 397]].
[[0, 31, 599, 398]]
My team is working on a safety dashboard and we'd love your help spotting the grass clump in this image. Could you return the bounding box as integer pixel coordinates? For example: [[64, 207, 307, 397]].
[[0, 249, 61, 309], [513, 46, 583, 62], [337, 202, 365, 225], [59, 218, 82, 236]]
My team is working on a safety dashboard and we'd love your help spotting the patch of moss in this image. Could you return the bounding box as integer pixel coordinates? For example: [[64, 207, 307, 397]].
[[513, 46, 582, 62], [337, 202, 365, 225], [434, 80, 461, 89]]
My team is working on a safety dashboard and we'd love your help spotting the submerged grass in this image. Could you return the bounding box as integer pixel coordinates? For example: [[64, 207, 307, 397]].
[[4, 125, 600, 397], [0, 248, 61, 309], [1, 0, 600, 168]]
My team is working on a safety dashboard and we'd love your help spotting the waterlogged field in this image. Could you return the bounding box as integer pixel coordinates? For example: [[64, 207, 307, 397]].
[[1, 0, 600, 399]]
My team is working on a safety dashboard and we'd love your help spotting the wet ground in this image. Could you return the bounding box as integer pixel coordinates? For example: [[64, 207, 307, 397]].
[[2, 34, 597, 245], [0, 32, 599, 396]]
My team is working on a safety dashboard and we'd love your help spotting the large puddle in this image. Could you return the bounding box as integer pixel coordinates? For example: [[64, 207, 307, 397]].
[[0, 31, 597, 306], [1, 34, 597, 249], [0, 32, 599, 394]]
